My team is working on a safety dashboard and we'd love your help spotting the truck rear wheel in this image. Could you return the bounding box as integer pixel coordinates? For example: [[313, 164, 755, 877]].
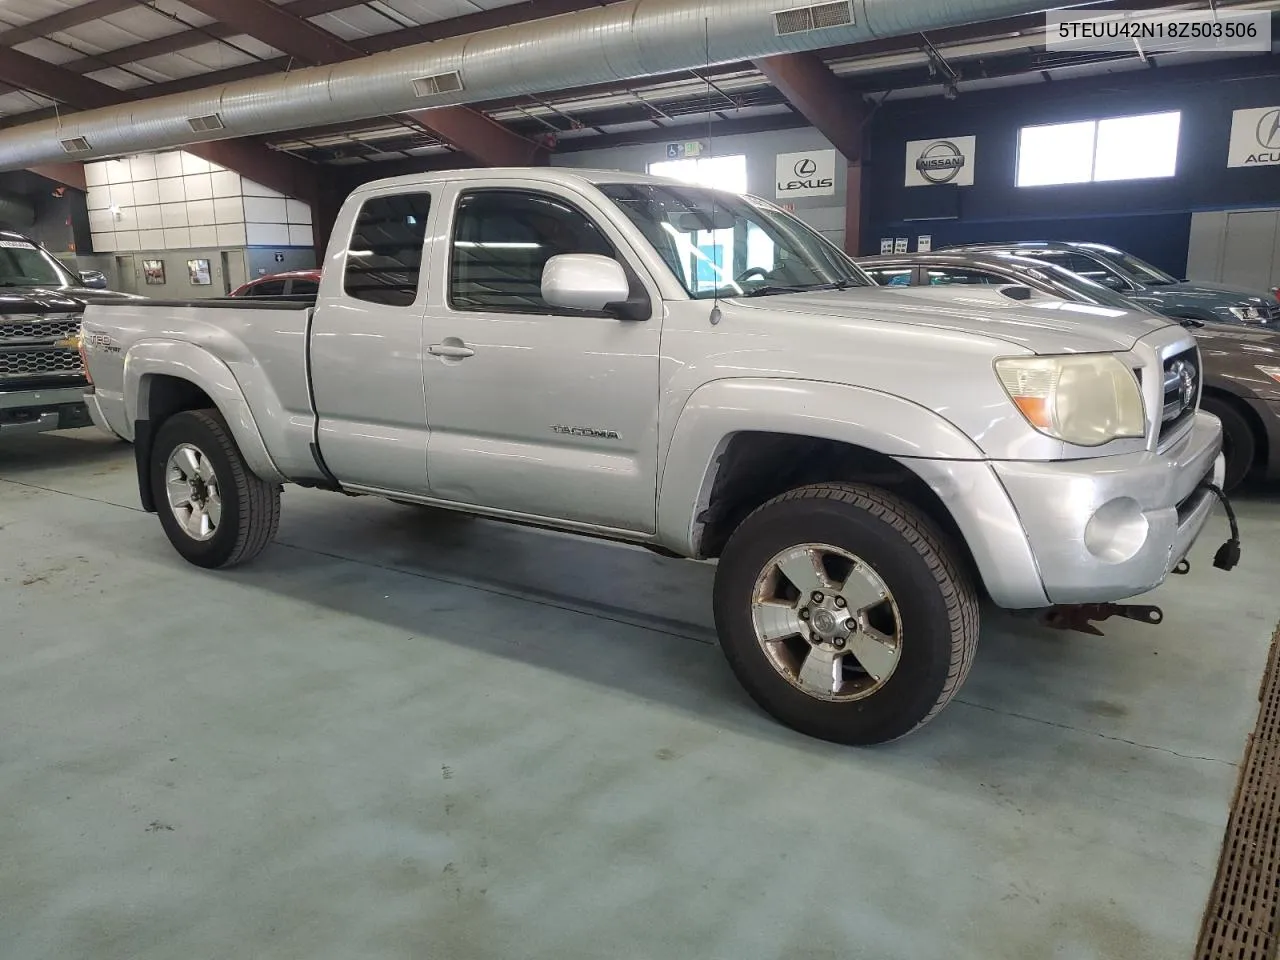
[[712, 482, 979, 745], [150, 409, 280, 569]]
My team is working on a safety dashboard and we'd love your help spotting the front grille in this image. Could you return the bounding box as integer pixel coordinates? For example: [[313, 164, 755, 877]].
[[0, 315, 81, 344], [1159, 346, 1200, 444], [0, 346, 84, 382], [1261, 302, 1280, 324]]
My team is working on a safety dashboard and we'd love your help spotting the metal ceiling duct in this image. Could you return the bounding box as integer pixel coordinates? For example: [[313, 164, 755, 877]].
[[0, 0, 1082, 170]]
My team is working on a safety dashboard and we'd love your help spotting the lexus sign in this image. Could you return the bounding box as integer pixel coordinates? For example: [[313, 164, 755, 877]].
[[1228, 106, 1280, 168], [775, 149, 837, 198], [905, 135, 977, 187]]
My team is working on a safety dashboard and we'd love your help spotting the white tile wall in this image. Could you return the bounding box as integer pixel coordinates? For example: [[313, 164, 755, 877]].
[[84, 149, 314, 254], [244, 195, 287, 224], [285, 199, 312, 225], [189, 225, 219, 247], [133, 179, 160, 206], [184, 173, 213, 201], [155, 152, 184, 179], [186, 199, 215, 225], [216, 223, 247, 247], [157, 178, 185, 204], [161, 203, 188, 228], [211, 170, 241, 198], [246, 222, 290, 246], [214, 197, 243, 224]]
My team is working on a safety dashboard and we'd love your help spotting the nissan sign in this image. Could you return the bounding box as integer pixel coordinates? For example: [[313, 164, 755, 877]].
[[905, 135, 977, 187], [775, 149, 837, 198]]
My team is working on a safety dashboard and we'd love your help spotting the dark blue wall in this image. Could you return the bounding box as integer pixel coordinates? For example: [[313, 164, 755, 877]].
[[862, 59, 1280, 274]]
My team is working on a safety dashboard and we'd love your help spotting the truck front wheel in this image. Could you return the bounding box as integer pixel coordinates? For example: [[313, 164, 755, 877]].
[[150, 409, 280, 569], [712, 483, 979, 745]]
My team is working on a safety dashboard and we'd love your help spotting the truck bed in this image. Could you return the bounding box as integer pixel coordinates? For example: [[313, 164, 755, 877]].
[[81, 296, 319, 478]]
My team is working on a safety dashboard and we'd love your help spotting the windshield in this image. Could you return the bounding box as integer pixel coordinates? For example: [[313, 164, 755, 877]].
[[1079, 243, 1178, 286], [599, 183, 870, 298], [1006, 258, 1146, 311], [1013, 248, 1134, 291], [0, 237, 76, 287]]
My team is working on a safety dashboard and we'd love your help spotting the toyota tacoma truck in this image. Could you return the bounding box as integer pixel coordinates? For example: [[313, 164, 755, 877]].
[[80, 169, 1237, 745]]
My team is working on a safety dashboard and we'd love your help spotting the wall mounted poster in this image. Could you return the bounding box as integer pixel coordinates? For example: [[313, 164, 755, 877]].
[[142, 259, 165, 285], [187, 259, 212, 286]]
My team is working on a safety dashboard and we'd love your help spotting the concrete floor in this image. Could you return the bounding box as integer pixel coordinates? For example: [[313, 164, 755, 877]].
[[1, 428, 1275, 960]]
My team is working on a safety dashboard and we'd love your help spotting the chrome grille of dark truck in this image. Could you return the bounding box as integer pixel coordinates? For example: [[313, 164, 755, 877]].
[[0, 316, 81, 344], [0, 313, 85, 388], [1159, 346, 1200, 444]]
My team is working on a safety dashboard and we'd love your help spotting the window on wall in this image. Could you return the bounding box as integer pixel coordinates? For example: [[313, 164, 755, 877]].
[[1016, 111, 1181, 187], [647, 154, 748, 193]]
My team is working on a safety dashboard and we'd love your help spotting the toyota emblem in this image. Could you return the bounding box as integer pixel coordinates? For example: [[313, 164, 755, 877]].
[[1170, 359, 1197, 413]]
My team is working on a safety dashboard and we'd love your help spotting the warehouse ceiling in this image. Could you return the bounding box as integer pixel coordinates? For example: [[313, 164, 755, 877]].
[[0, 0, 1277, 175]]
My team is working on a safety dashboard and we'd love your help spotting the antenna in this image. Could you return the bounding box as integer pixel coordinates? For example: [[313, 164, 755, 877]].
[[704, 15, 722, 326]]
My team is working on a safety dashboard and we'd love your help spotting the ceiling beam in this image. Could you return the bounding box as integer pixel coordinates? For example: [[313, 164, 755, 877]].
[[184, 138, 321, 205], [0, 41, 322, 207], [358, 0, 612, 53], [754, 52, 867, 161], [25, 162, 86, 192], [177, 0, 365, 67], [176, 0, 546, 166], [401, 109, 546, 167], [0, 0, 135, 47], [0, 48, 128, 110]]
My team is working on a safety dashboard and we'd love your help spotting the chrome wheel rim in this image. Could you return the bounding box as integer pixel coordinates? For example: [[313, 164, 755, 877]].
[[165, 443, 222, 542], [751, 543, 903, 702]]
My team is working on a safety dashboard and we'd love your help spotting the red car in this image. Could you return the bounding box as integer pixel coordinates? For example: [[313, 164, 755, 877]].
[[229, 269, 321, 298]]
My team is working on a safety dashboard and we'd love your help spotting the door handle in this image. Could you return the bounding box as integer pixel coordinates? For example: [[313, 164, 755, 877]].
[[428, 341, 475, 359]]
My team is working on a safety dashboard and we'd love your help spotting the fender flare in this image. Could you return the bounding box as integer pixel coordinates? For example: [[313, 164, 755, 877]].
[[126, 340, 284, 510], [655, 378, 985, 555]]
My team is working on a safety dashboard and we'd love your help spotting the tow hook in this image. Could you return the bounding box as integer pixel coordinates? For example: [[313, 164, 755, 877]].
[[1041, 604, 1164, 637], [1200, 482, 1241, 572]]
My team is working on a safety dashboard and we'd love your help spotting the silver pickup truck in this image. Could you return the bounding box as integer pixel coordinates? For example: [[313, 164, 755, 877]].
[[81, 168, 1235, 745]]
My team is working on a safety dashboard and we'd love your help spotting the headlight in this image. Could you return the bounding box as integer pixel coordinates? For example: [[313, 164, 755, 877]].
[[995, 354, 1146, 446], [1229, 305, 1264, 322], [1256, 365, 1280, 385]]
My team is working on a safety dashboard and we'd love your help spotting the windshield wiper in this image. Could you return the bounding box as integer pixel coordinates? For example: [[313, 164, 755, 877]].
[[740, 279, 858, 298]]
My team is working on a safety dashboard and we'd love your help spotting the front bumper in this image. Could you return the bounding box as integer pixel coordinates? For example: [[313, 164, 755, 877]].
[[909, 411, 1225, 608], [0, 386, 92, 435]]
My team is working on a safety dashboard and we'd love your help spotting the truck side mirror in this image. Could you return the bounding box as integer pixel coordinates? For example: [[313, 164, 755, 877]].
[[78, 269, 108, 289], [542, 254, 632, 315]]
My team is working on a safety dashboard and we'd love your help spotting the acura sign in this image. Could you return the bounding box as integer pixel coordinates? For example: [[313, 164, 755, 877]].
[[1228, 106, 1280, 168], [905, 135, 976, 187], [775, 149, 837, 198]]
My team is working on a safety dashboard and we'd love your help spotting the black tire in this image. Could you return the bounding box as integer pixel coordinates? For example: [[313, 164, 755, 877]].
[[712, 482, 979, 745], [150, 408, 280, 569], [1201, 396, 1255, 493]]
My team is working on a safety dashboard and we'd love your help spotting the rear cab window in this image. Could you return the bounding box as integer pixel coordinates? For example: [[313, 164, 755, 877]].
[[343, 193, 433, 307]]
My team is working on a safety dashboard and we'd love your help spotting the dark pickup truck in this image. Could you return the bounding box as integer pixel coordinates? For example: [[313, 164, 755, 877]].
[[0, 229, 132, 436]]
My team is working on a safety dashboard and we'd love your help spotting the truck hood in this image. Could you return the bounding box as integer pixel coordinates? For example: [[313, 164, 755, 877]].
[[0, 285, 140, 315], [1133, 281, 1279, 312], [734, 284, 1172, 353]]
